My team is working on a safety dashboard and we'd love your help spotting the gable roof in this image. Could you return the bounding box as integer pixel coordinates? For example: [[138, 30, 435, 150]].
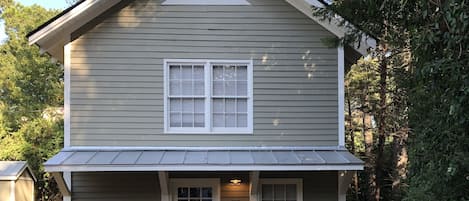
[[28, 0, 375, 62], [0, 161, 37, 182]]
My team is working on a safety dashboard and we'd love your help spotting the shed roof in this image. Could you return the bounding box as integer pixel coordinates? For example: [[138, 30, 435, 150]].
[[44, 148, 363, 172], [0, 161, 37, 181]]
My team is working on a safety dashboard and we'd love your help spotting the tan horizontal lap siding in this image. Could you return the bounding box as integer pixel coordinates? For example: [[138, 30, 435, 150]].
[[70, 0, 339, 146]]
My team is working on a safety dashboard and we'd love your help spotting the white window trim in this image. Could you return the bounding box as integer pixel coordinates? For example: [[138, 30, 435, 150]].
[[259, 178, 303, 201], [169, 178, 220, 201], [163, 59, 253, 134]]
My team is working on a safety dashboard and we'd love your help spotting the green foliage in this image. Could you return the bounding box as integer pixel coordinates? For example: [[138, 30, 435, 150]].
[[406, 0, 469, 200], [0, 1, 63, 200]]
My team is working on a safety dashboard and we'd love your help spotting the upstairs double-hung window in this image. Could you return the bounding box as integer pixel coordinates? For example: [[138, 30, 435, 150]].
[[165, 60, 252, 133]]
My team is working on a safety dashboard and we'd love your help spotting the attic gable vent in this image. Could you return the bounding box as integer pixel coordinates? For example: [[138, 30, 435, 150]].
[[161, 0, 251, 5]]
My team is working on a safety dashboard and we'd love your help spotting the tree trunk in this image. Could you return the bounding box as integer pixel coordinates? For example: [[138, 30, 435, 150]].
[[374, 53, 388, 201], [346, 92, 360, 200], [362, 110, 375, 201], [391, 128, 408, 201]]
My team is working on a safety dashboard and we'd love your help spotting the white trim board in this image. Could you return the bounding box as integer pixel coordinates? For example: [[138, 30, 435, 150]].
[[63, 42, 71, 148], [62, 146, 347, 151], [9, 180, 15, 201], [162, 0, 250, 5], [45, 164, 364, 172], [338, 47, 345, 147]]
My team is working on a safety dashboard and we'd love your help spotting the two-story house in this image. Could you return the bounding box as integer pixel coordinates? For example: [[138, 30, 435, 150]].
[[28, 0, 374, 201]]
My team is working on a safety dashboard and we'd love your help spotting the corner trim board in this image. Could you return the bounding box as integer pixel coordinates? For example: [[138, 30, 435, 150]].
[[9, 180, 15, 201], [63, 42, 71, 148], [338, 46, 345, 147]]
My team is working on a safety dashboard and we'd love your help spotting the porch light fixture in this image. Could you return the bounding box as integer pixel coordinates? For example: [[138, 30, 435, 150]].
[[229, 179, 242, 185]]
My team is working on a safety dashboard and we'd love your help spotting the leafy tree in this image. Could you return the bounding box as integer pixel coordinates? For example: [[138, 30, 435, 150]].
[[314, 1, 412, 200], [406, 0, 469, 200], [0, 1, 63, 200], [316, 0, 468, 201]]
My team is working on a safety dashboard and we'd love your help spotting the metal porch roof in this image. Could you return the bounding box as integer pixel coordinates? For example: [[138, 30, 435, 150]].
[[44, 149, 363, 172]]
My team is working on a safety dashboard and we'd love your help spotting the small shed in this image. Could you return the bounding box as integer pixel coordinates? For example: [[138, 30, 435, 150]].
[[0, 161, 36, 201]]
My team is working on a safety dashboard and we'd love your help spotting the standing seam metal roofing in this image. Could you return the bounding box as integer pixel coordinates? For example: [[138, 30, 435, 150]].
[[44, 149, 364, 172]]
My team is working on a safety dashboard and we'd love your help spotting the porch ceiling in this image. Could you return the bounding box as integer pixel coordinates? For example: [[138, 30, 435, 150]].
[[44, 148, 363, 172]]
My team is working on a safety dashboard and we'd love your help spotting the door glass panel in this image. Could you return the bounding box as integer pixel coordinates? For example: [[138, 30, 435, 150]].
[[177, 187, 212, 201]]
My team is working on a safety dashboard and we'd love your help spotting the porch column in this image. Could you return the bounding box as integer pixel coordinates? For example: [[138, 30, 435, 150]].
[[338, 171, 354, 201]]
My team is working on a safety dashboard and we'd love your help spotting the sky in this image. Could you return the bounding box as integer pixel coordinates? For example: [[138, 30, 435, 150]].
[[0, 0, 69, 42]]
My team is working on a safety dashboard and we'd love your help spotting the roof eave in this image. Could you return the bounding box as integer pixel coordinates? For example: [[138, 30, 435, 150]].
[[285, 0, 377, 55], [27, 0, 122, 63]]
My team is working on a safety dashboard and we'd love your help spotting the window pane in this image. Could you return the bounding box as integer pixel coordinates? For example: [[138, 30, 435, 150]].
[[170, 99, 181, 112], [194, 113, 204, 127], [182, 99, 194, 113], [213, 99, 224, 113], [170, 65, 181, 79], [170, 112, 181, 127], [182, 113, 193, 127], [236, 81, 247, 96], [236, 65, 247, 80], [182, 80, 193, 95], [237, 99, 247, 113], [285, 184, 297, 200], [194, 65, 204, 80], [225, 81, 236, 96], [225, 113, 236, 127], [190, 188, 200, 197], [178, 187, 188, 198], [237, 114, 247, 127], [213, 66, 224, 81], [194, 80, 204, 96], [170, 80, 181, 96], [213, 114, 224, 127], [202, 188, 212, 197], [225, 65, 236, 80], [262, 184, 274, 200], [194, 99, 204, 113], [182, 65, 192, 79], [213, 81, 224, 96], [225, 99, 236, 113], [274, 184, 286, 200]]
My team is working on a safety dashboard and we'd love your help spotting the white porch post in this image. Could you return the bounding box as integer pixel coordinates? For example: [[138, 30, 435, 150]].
[[249, 171, 260, 201], [338, 171, 354, 201], [159, 171, 170, 201]]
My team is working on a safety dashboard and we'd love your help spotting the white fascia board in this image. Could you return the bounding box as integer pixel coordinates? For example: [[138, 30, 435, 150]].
[[45, 164, 364, 172], [28, 0, 120, 45], [285, 0, 377, 55], [162, 0, 251, 5], [63, 146, 347, 151]]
